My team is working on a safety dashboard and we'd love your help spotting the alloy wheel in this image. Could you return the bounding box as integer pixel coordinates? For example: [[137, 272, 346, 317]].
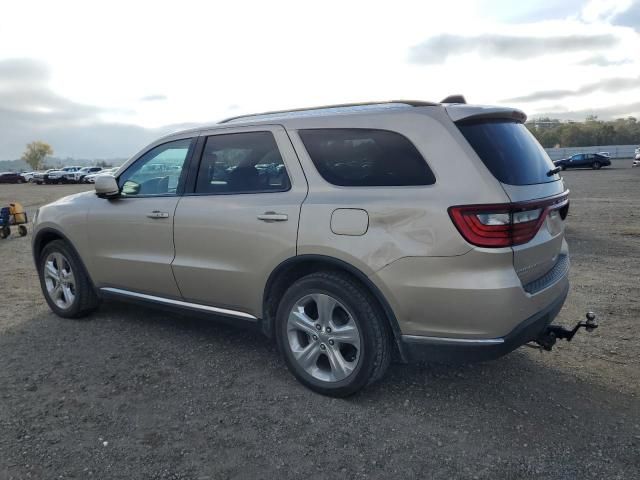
[[286, 293, 361, 382], [44, 252, 76, 309]]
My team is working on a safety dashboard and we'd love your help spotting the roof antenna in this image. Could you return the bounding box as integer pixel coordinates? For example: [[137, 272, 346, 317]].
[[440, 95, 466, 104]]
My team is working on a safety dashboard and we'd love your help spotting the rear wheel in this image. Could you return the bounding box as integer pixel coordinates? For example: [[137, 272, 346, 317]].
[[276, 271, 391, 397], [592, 161, 601, 169], [18, 225, 27, 236], [0, 226, 9, 239], [38, 240, 99, 318]]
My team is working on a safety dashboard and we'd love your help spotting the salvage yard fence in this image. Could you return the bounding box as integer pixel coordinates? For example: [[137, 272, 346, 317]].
[[544, 145, 638, 161]]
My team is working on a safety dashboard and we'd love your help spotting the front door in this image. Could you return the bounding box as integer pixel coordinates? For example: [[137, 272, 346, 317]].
[[172, 126, 307, 318], [87, 136, 195, 297]]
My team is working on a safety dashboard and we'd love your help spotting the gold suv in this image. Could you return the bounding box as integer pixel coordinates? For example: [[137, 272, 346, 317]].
[[33, 99, 570, 396]]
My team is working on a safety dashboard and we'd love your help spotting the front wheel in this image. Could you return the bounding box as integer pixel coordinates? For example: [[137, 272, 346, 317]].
[[592, 161, 601, 169], [38, 240, 99, 318], [276, 271, 391, 397], [0, 226, 9, 239]]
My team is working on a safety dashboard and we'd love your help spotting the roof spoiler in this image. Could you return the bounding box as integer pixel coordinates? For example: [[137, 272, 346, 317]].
[[440, 94, 466, 104]]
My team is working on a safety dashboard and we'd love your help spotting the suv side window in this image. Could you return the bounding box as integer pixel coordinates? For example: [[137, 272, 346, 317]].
[[118, 138, 193, 196], [195, 131, 290, 194], [298, 128, 435, 187]]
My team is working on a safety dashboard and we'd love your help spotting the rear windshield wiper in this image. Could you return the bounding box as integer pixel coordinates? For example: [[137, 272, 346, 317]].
[[547, 167, 561, 177]]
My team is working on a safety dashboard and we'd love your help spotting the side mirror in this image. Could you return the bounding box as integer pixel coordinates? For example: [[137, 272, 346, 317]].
[[95, 175, 120, 198]]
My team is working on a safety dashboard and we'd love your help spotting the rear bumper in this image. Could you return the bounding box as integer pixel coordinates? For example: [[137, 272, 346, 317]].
[[372, 244, 570, 339], [401, 282, 568, 363]]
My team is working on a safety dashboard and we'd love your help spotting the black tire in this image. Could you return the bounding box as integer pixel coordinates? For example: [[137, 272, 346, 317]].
[[38, 239, 99, 318], [18, 225, 27, 236], [275, 271, 391, 397], [561, 166, 566, 171], [592, 161, 601, 170], [0, 226, 9, 239]]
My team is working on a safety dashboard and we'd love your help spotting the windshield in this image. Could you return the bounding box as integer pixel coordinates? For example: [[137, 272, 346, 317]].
[[457, 120, 559, 185]]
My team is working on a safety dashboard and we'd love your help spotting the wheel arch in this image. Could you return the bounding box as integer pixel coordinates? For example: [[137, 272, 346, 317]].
[[32, 227, 97, 290], [262, 254, 408, 362]]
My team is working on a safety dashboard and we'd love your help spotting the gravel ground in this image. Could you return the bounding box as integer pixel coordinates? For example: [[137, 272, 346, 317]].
[[0, 164, 639, 479]]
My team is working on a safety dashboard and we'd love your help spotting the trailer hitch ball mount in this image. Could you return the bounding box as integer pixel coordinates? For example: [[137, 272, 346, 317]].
[[535, 312, 598, 351]]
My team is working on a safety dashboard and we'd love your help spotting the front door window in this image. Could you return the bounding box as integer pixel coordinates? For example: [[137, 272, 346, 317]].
[[118, 138, 193, 196]]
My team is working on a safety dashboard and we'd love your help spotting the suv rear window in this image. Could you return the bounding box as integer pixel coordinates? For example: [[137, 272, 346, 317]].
[[298, 129, 435, 186], [457, 120, 558, 185]]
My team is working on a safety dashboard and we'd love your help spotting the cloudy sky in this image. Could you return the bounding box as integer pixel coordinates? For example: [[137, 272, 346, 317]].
[[1, 0, 639, 159]]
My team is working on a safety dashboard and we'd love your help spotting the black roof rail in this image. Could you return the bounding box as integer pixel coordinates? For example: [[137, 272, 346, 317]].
[[218, 100, 439, 124], [440, 94, 466, 104]]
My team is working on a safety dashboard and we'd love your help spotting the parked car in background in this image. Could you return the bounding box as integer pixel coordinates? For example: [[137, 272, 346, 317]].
[[553, 153, 611, 170], [84, 167, 118, 183], [32, 99, 575, 396], [33, 169, 57, 184], [0, 172, 26, 183], [635, 146, 640, 160], [44, 166, 82, 184], [65, 166, 103, 183], [597, 152, 610, 158], [20, 171, 37, 183]]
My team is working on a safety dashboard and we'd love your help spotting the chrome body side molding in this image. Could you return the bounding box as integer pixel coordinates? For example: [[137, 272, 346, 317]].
[[401, 334, 505, 346], [100, 287, 258, 321]]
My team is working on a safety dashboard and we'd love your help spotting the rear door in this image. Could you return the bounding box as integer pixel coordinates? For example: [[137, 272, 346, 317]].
[[455, 118, 567, 285], [171, 125, 307, 318]]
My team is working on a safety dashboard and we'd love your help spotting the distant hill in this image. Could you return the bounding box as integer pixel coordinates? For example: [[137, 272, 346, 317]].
[[0, 159, 28, 172], [0, 157, 127, 172]]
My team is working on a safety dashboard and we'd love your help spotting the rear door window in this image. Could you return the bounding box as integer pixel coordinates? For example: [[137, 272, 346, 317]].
[[298, 128, 435, 187], [457, 120, 558, 185], [195, 131, 290, 194]]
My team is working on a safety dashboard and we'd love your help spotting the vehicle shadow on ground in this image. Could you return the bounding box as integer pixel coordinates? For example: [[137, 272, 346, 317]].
[[2, 301, 639, 478]]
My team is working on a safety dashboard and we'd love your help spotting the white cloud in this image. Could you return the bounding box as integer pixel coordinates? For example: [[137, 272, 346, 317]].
[[0, 0, 639, 158], [581, 0, 634, 22]]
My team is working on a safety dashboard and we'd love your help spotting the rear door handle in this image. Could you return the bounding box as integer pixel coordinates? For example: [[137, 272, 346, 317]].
[[257, 212, 288, 222], [147, 211, 170, 219]]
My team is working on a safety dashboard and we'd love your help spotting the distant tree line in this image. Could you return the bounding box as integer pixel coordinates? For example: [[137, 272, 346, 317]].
[[526, 116, 640, 148]]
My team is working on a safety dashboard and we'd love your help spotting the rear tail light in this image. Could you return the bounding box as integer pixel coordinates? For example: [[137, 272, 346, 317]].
[[448, 193, 569, 248]]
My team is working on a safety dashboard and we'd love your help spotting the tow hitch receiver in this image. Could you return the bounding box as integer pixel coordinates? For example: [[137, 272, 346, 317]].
[[534, 312, 598, 351]]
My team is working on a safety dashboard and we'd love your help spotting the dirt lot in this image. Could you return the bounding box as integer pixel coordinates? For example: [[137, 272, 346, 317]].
[[1, 165, 639, 479]]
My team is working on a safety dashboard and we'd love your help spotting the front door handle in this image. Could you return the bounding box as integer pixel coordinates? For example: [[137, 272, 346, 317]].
[[147, 211, 170, 219], [257, 212, 288, 222]]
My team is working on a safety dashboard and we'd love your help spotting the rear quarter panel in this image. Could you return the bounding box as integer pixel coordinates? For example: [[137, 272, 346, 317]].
[[286, 107, 511, 274]]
